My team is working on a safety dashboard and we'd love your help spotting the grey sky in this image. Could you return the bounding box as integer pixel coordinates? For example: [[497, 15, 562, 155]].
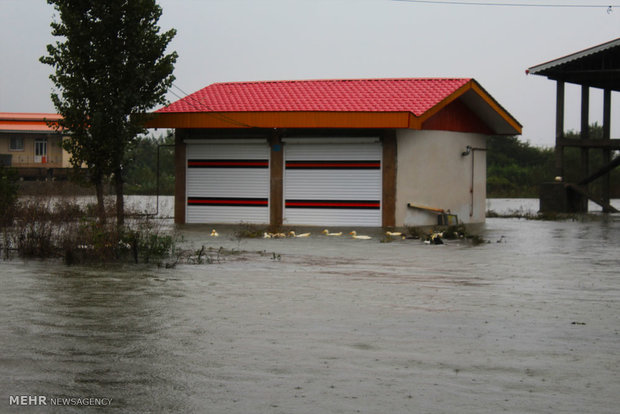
[[1, 0, 619, 147]]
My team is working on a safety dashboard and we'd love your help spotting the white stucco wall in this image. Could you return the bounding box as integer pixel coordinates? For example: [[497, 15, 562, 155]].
[[395, 130, 487, 227]]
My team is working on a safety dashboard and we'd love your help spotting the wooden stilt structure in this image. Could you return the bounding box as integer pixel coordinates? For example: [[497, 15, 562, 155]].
[[528, 38, 620, 213]]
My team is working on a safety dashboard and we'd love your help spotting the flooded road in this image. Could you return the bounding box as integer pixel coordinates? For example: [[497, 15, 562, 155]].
[[1, 212, 619, 413]]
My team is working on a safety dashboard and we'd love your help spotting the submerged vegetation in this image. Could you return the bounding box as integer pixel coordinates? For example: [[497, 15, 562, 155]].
[[1, 169, 176, 264], [403, 224, 487, 246], [1, 195, 176, 265]]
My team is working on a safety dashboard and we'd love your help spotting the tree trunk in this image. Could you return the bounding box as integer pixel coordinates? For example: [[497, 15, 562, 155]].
[[95, 179, 106, 224], [115, 169, 124, 227]]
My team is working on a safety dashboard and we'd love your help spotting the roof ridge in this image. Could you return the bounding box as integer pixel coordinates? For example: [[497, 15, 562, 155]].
[[212, 77, 472, 86]]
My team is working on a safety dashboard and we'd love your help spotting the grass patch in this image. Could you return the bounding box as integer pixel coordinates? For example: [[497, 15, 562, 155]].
[[234, 222, 266, 239]]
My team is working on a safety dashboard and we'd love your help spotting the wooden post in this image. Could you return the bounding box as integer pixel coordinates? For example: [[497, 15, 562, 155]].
[[555, 81, 565, 180], [269, 131, 284, 229], [602, 89, 612, 212], [580, 85, 589, 211], [174, 129, 187, 224], [381, 131, 397, 228]]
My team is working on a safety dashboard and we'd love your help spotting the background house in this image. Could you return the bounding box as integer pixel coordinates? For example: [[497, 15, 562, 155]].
[[0, 112, 72, 179], [147, 78, 521, 228]]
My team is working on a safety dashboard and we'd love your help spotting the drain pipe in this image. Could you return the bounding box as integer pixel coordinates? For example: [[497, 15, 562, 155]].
[[461, 145, 487, 217]]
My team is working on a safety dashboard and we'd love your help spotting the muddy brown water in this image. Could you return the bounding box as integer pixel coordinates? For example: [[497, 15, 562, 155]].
[[1, 203, 619, 413]]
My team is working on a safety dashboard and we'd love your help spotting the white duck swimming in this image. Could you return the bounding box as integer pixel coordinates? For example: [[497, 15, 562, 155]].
[[289, 231, 311, 238], [349, 231, 371, 240], [210, 229, 219, 237], [385, 231, 402, 237], [264, 232, 287, 238], [322, 229, 342, 236]]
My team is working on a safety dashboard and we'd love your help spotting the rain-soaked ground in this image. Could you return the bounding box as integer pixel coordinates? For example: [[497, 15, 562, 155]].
[[1, 200, 619, 413]]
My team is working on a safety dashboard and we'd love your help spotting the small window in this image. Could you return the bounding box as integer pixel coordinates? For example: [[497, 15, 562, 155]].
[[9, 136, 24, 151]]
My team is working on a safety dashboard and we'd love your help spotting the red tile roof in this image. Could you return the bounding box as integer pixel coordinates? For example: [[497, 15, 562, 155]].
[[159, 78, 472, 116]]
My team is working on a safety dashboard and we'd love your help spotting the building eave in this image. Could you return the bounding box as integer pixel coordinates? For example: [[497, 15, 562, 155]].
[[145, 111, 412, 130], [527, 38, 620, 91], [528, 38, 620, 75], [0, 113, 63, 133]]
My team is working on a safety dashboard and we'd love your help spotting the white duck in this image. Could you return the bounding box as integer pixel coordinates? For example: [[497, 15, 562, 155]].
[[385, 231, 402, 237], [322, 229, 342, 236], [210, 229, 219, 237], [289, 231, 311, 238], [349, 231, 371, 240]]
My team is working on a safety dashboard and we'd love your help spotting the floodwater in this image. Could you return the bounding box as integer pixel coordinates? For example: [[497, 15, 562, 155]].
[[487, 198, 620, 216], [1, 199, 619, 413]]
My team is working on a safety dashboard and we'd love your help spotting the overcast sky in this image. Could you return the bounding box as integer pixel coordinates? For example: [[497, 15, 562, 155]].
[[1, 0, 619, 147]]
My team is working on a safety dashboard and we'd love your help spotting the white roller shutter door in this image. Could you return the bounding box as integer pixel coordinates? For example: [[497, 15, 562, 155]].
[[283, 140, 382, 226], [186, 142, 270, 224]]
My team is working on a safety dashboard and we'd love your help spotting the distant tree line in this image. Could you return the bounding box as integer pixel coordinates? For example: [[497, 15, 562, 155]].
[[124, 131, 175, 195], [486, 135, 554, 197], [487, 123, 619, 198]]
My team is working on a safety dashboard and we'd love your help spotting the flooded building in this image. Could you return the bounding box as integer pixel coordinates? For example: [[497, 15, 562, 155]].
[[147, 78, 521, 228], [0, 112, 72, 180]]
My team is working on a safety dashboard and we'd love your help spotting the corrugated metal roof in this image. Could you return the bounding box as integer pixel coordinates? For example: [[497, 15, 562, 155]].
[[158, 78, 472, 116], [0, 112, 62, 132], [527, 38, 620, 75]]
